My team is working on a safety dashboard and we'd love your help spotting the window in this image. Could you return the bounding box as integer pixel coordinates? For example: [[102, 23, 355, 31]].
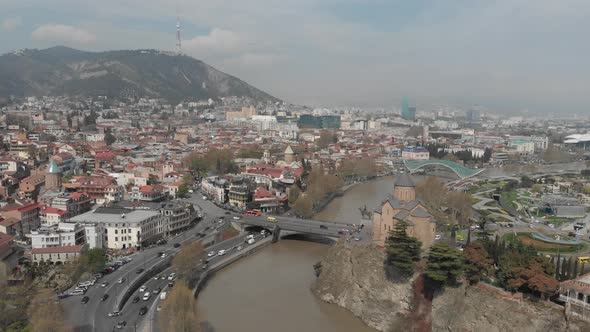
[[115, 229, 118, 234], [578, 293, 584, 301], [115, 237, 118, 242]]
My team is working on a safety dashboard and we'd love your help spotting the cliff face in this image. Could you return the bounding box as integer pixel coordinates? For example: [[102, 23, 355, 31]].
[[312, 242, 589, 332], [311, 243, 414, 331]]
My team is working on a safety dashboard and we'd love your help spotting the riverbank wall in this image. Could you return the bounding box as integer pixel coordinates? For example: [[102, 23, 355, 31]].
[[193, 237, 272, 297]]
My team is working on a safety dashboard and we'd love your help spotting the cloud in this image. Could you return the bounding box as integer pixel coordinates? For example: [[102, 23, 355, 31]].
[[1, 17, 21, 31], [183, 28, 244, 57], [31, 24, 96, 44]]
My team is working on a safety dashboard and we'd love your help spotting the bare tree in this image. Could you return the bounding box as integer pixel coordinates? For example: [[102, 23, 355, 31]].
[[28, 288, 72, 332], [159, 281, 200, 332], [172, 242, 204, 282]]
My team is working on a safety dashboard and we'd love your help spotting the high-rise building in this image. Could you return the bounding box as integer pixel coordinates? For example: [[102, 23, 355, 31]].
[[466, 110, 480, 122], [401, 97, 416, 121]]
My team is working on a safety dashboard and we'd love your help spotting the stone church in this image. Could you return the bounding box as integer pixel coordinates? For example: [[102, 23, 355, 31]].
[[372, 173, 436, 248]]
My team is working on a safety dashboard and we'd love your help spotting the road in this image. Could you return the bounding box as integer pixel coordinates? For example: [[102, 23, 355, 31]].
[[62, 194, 230, 332]]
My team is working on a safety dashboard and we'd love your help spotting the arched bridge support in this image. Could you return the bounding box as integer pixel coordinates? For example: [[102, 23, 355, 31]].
[[272, 225, 281, 243]]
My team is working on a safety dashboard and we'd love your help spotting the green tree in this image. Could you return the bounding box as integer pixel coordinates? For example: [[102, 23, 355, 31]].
[[79, 248, 107, 273], [424, 243, 465, 287], [177, 183, 189, 197], [104, 131, 116, 146], [385, 221, 422, 277]]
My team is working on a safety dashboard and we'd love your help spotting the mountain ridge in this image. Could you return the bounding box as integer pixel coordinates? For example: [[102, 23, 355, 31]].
[[0, 46, 280, 104]]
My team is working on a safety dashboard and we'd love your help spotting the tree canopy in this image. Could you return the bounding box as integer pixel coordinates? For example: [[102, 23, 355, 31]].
[[159, 281, 200, 332], [385, 221, 422, 277], [172, 242, 204, 284], [424, 242, 465, 288]]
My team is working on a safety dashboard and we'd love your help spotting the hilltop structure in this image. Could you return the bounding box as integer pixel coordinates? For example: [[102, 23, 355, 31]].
[[372, 174, 436, 248]]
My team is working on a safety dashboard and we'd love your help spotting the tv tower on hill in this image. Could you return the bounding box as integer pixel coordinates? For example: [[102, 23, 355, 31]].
[[176, 17, 182, 54]]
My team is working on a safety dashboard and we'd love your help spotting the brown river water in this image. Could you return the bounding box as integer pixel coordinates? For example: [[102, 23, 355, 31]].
[[198, 177, 396, 332]]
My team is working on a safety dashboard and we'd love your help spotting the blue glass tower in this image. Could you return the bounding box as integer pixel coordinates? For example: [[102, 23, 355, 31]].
[[401, 97, 415, 120]]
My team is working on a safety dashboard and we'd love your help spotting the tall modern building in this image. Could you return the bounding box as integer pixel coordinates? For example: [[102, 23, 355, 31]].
[[466, 110, 481, 122], [401, 97, 416, 121]]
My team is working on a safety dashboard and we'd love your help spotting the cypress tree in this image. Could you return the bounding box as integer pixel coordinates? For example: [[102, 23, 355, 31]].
[[572, 258, 579, 279], [555, 254, 562, 280], [385, 221, 422, 277]]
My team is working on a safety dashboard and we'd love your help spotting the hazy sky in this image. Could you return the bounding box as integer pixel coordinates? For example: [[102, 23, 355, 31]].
[[1, 0, 589, 113]]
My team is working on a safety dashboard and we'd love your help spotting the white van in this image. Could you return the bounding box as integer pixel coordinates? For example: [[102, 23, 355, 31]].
[[247, 238, 256, 245], [143, 292, 151, 301], [70, 289, 86, 296], [160, 292, 167, 300]]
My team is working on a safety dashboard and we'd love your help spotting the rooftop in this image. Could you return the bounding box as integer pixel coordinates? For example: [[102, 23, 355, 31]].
[[69, 207, 160, 224]]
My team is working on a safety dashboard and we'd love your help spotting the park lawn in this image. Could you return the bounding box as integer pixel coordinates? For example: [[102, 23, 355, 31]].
[[484, 200, 499, 207], [544, 216, 581, 226], [503, 232, 588, 254], [501, 191, 518, 210]]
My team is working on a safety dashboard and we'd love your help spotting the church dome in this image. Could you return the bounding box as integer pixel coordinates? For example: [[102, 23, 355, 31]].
[[394, 173, 415, 188]]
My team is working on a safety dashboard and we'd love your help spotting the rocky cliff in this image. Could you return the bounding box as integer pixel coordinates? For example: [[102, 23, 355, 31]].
[[312, 241, 589, 332]]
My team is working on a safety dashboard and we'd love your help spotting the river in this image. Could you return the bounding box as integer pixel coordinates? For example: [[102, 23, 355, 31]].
[[198, 177, 396, 332]]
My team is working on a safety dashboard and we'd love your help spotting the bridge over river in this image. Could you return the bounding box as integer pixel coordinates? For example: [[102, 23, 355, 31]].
[[237, 215, 355, 239]]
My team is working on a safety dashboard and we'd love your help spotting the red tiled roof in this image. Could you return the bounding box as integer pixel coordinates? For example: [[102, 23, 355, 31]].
[[42, 207, 68, 216], [31, 245, 84, 255]]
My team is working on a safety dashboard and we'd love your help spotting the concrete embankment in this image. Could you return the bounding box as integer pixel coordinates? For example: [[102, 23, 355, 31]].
[[193, 237, 272, 297]]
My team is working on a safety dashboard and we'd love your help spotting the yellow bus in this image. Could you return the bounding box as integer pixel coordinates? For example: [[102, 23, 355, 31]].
[[577, 256, 590, 264]]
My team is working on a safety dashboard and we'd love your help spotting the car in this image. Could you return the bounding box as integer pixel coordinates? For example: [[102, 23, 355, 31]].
[[207, 251, 215, 257], [100, 281, 109, 287], [101, 294, 109, 301], [161, 253, 168, 258], [434, 234, 442, 240], [232, 216, 241, 220], [202, 196, 208, 200], [139, 306, 148, 315], [156, 252, 164, 257], [70, 289, 86, 296], [247, 238, 255, 245], [108, 311, 121, 317], [115, 321, 127, 329], [267, 216, 277, 222], [132, 296, 140, 303], [139, 285, 148, 293], [204, 226, 210, 231], [93, 273, 103, 279], [320, 225, 328, 230], [152, 287, 161, 294], [142, 292, 151, 301], [174, 242, 181, 248], [168, 272, 176, 281], [354, 237, 361, 241], [117, 278, 125, 284], [237, 245, 243, 251], [136, 268, 144, 274], [167, 282, 174, 288], [154, 275, 161, 280], [218, 249, 226, 256], [202, 263, 208, 270], [81, 296, 90, 304]]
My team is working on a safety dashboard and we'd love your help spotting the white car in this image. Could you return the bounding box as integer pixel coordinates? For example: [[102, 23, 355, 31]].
[[139, 285, 148, 293], [117, 278, 125, 284], [168, 273, 176, 281], [434, 234, 442, 240], [108, 311, 121, 317], [218, 249, 226, 256], [142, 292, 151, 301], [202, 196, 208, 200], [100, 282, 109, 287], [161, 253, 167, 258], [232, 216, 241, 220], [207, 251, 215, 257]]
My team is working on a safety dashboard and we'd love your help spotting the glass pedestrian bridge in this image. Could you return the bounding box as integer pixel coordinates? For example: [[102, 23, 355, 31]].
[[404, 159, 485, 179]]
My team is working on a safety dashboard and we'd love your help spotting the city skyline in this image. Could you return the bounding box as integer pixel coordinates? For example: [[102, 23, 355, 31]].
[[1, 1, 589, 113]]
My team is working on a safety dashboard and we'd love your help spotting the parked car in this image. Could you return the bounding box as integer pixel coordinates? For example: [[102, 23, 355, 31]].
[[115, 321, 127, 329], [139, 306, 148, 315], [101, 294, 109, 301], [108, 311, 121, 317], [218, 249, 226, 256], [81, 296, 90, 304], [167, 282, 174, 288], [173, 243, 181, 248]]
